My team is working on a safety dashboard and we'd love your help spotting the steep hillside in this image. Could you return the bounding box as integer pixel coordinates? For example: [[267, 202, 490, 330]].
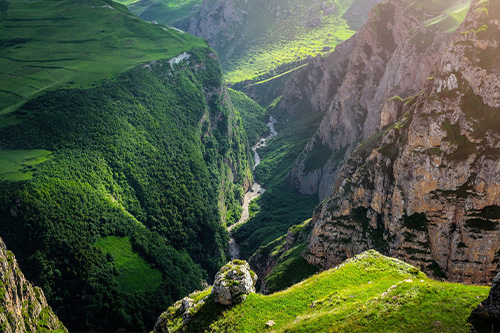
[[0, 0, 252, 331], [154, 251, 488, 332], [114, 0, 202, 26], [304, 0, 500, 284], [186, 0, 384, 84], [0, 237, 67, 332], [0, 0, 206, 118], [284, 0, 471, 200]]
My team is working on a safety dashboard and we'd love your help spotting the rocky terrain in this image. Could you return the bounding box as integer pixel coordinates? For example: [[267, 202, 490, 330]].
[[303, 0, 500, 284], [285, 0, 471, 200], [0, 237, 66, 332], [471, 271, 500, 330]]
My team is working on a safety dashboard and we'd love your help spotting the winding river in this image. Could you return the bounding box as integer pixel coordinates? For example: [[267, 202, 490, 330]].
[[228, 116, 277, 260]]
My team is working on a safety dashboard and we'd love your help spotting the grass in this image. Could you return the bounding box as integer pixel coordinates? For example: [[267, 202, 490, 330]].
[[166, 251, 489, 332], [0, 149, 52, 181], [114, 0, 202, 25], [422, 0, 471, 33], [95, 236, 163, 294], [221, 0, 356, 84], [0, 0, 207, 116], [228, 89, 268, 146]]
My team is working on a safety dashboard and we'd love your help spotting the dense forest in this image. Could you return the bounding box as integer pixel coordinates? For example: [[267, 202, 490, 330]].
[[0, 47, 252, 331]]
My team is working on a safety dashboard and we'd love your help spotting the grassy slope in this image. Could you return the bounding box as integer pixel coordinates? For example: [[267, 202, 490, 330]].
[[166, 251, 488, 332], [115, 0, 202, 26], [115, 0, 368, 84], [95, 236, 163, 293], [0, 0, 206, 117], [220, 0, 356, 84], [250, 219, 320, 294], [228, 88, 268, 146]]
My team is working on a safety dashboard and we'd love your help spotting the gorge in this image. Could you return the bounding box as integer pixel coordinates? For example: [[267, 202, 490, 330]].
[[0, 0, 499, 331]]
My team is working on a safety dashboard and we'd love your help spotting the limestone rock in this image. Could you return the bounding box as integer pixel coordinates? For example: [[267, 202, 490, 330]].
[[287, 0, 465, 200], [303, 0, 500, 284], [0, 237, 67, 332], [212, 260, 257, 305]]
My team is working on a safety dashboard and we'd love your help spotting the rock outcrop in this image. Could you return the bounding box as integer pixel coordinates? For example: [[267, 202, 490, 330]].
[[212, 260, 257, 305], [304, 0, 500, 284], [0, 237, 67, 332], [287, 0, 471, 200], [471, 271, 500, 330]]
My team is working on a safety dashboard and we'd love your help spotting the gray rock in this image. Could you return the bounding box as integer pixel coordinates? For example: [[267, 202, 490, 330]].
[[212, 260, 257, 306]]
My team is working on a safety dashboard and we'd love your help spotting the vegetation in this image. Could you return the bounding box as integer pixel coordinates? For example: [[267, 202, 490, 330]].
[[115, 0, 202, 26], [0, 0, 207, 119], [251, 219, 319, 294], [0, 1, 253, 328], [165, 251, 489, 332], [117, 0, 378, 84], [228, 89, 269, 146], [233, 106, 323, 259], [95, 236, 163, 293]]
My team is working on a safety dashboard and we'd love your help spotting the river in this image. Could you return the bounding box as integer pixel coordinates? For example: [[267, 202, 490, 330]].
[[228, 116, 277, 260]]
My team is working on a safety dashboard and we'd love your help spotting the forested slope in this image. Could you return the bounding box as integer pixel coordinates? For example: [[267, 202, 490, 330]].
[[0, 0, 252, 331]]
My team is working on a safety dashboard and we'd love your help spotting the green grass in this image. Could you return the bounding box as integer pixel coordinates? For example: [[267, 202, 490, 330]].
[[95, 236, 163, 293], [221, 0, 356, 84], [249, 219, 319, 294], [0, 0, 207, 115], [422, 0, 471, 33], [114, 0, 202, 25], [0, 149, 51, 181], [166, 251, 489, 332], [228, 89, 268, 145]]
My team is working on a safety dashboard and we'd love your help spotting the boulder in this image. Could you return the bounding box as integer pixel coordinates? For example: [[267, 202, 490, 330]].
[[470, 272, 500, 331], [212, 260, 257, 305]]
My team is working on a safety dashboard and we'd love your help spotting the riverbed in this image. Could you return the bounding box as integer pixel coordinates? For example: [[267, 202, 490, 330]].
[[228, 116, 277, 260]]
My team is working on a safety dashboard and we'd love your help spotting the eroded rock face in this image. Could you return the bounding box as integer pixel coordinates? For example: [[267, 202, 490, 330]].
[[287, 0, 468, 200], [212, 260, 257, 305], [0, 237, 67, 332], [304, 0, 500, 284]]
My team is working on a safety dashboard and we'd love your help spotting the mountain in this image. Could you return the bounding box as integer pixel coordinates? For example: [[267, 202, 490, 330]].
[[0, 237, 67, 332], [187, 0, 384, 84], [0, 0, 254, 331], [303, 0, 500, 284], [284, 0, 471, 200], [117, 0, 384, 85], [153, 250, 488, 332]]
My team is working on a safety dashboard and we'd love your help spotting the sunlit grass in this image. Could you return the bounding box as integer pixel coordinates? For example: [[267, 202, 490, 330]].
[[0, 0, 207, 115]]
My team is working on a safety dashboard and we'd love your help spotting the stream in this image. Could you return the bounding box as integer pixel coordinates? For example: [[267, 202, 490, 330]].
[[228, 116, 278, 260]]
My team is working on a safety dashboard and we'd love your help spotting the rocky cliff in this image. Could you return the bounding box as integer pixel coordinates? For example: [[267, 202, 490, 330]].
[[304, 0, 500, 284], [0, 237, 66, 332], [286, 0, 471, 200]]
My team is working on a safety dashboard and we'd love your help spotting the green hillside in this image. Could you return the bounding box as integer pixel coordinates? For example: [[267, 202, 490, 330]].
[[218, 0, 357, 84], [161, 251, 489, 332], [116, 0, 381, 84], [0, 0, 252, 331], [115, 0, 202, 26], [0, 0, 206, 118]]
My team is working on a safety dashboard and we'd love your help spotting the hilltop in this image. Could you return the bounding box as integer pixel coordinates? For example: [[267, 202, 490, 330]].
[[155, 250, 488, 332]]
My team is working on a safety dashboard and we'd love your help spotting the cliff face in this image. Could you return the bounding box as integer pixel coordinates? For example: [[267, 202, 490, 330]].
[[0, 237, 66, 332], [304, 0, 500, 284], [287, 0, 471, 200]]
